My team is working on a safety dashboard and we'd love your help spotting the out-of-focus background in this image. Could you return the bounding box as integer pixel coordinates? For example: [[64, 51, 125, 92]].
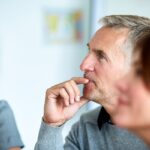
[[0, 0, 150, 149]]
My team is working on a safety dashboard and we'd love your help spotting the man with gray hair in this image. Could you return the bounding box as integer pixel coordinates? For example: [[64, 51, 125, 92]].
[[34, 15, 150, 150]]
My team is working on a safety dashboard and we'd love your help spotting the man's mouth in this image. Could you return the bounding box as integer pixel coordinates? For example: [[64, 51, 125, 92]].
[[83, 76, 96, 90], [84, 73, 94, 83]]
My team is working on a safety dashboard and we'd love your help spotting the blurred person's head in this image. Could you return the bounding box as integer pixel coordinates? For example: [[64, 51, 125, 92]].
[[112, 28, 150, 145], [80, 15, 150, 114]]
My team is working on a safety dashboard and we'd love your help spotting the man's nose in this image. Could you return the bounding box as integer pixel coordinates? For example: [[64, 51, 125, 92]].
[[80, 54, 95, 72]]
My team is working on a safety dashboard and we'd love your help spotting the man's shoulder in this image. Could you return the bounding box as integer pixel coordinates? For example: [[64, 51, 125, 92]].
[[79, 106, 101, 125], [69, 106, 101, 137]]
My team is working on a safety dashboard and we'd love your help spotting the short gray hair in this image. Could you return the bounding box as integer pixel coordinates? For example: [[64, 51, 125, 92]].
[[100, 15, 150, 43], [100, 15, 150, 66]]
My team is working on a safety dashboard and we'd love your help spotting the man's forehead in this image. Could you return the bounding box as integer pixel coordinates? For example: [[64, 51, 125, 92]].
[[88, 27, 129, 52], [94, 27, 129, 41]]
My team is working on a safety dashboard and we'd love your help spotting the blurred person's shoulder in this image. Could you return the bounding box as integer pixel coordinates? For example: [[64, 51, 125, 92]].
[[0, 100, 10, 109], [0, 100, 13, 117]]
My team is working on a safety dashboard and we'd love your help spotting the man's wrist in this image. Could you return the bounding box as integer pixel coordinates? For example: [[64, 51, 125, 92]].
[[43, 117, 65, 127]]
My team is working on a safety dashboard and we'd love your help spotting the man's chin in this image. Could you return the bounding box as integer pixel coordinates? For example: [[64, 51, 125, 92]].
[[83, 91, 91, 100], [83, 89, 95, 101], [82, 94, 90, 100], [83, 87, 103, 103]]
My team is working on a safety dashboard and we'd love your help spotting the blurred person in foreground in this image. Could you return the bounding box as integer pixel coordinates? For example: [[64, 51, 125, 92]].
[[34, 15, 150, 150], [0, 100, 24, 150], [112, 29, 150, 146]]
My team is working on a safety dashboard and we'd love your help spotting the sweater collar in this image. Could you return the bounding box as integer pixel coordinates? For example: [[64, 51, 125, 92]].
[[97, 107, 113, 130]]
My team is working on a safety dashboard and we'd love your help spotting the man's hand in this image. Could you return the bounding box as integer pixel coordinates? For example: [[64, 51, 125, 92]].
[[43, 77, 89, 126]]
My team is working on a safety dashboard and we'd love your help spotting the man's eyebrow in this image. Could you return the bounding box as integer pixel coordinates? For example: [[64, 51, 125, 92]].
[[93, 49, 109, 62], [86, 43, 109, 62]]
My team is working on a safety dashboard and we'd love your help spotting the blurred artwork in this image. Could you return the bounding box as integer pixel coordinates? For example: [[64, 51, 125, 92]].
[[44, 9, 83, 44]]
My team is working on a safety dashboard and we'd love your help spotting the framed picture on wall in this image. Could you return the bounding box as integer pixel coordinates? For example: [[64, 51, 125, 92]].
[[43, 0, 91, 45]]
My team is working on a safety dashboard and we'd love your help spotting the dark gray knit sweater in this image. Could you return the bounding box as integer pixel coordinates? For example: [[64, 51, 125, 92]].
[[34, 107, 149, 150]]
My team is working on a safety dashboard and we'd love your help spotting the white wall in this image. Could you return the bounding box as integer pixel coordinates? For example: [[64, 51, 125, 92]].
[[0, 0, 90, 149], [106, 0, 150, 17]]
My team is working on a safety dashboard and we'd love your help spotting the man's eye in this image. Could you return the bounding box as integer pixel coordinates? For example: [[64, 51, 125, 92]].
[[99, 54, 105, 59], [93, 50, 108, 62], [96, 53, 106, 61]]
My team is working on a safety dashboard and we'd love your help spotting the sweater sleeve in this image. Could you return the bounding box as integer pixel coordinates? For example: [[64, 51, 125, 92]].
[[34, 120, 82, 150], [34, 108, 100, 150], [34, 121, 64, 150], [0, 100, 24, 150]]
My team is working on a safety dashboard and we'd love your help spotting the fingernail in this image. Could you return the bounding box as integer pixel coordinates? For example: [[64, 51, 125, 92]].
[[85, 79, 89, 82], [76, 96, 80, 101]]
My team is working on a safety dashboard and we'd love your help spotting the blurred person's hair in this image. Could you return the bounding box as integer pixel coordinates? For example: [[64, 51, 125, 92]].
[[134, 28, 150, 87], [100, 15, 150, 66]]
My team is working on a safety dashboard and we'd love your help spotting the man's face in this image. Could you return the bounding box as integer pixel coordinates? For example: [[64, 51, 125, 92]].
[[80, 27, 129, 112]]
